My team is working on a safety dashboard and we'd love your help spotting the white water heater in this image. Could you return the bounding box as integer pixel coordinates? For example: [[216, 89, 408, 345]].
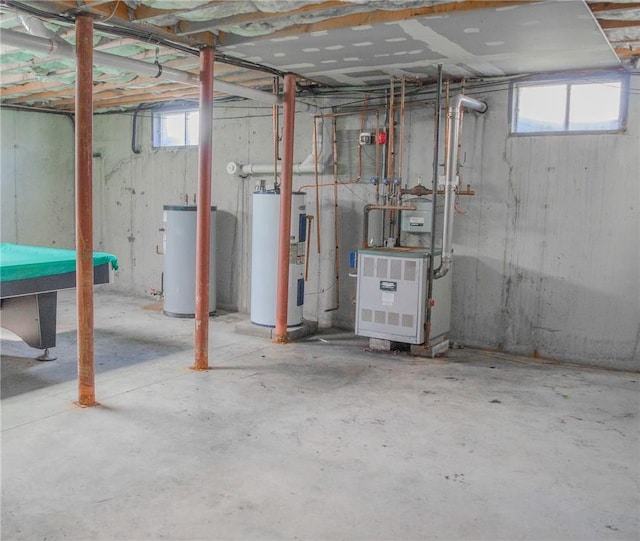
[[162, 205, 216, 318], [251, 191, 306, 327]]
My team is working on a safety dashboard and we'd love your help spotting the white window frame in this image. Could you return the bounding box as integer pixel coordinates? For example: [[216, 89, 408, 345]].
[[510, 72, 628, 136], [152, 109, 200, 148]]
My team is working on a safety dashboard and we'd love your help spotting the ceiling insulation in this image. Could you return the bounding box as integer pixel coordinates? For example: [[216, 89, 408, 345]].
[[0, 0, 637, 112]]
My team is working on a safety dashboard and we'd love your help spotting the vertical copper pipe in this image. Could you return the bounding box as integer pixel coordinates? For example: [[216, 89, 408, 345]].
[[75, 14, 96, 407], [375, 110, 380, 203], [193, 46, 214, 370], [274, 73, 296, 343], [388, 78, 395, 183], [398, 75, 406, 188]]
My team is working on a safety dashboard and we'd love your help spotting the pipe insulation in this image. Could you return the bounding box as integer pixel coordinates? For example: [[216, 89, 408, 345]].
[[434, 94, 487, 279], [0, 28, 282, 105]]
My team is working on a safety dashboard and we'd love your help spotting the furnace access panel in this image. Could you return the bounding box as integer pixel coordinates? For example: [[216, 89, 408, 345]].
[[355, 248, 428, 344]]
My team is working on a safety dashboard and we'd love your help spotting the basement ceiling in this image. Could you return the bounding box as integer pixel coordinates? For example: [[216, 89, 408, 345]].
[[0, 0, 638, 112]]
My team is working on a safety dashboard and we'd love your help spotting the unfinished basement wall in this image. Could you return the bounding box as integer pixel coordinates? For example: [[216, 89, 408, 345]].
[[0, 109, 74, 247], [2, 74, 635, 369], [449, 75, 640, 369], [91, 105, 318, 309], [91, 79, 638, 369]]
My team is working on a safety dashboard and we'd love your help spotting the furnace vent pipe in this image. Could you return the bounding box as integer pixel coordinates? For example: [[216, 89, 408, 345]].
[[433, 94, 487, 279], [1, 28, 282, 105], [227, 115, 329, 177]]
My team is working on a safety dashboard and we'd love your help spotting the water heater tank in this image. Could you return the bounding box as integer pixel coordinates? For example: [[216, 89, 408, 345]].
[[251, 191, 306, 327], [162, 205, 216, 318]]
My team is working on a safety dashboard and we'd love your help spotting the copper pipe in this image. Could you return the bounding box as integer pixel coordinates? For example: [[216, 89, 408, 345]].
[[362, 204, 416, 249], [193, 46, 214, 370], [398, 75, 406, 189], [298, 178, 360, 191], [274, 73, 296, 343], [75, 14, 96, 407], [375, 109, 380, 202]]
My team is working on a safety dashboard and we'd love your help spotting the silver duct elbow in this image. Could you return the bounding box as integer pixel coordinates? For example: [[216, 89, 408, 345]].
[[433, 94, 487, 280]]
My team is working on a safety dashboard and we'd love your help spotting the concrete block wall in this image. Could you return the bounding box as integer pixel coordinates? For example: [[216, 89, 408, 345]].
[[1, 73, 638, 369]]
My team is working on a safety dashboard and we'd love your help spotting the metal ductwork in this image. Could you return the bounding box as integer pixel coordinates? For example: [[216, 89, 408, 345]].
[[434, 94, 487, 279]]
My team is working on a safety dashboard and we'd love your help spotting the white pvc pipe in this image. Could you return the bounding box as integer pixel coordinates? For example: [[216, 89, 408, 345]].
[[227, 116, 329, 177], [0, 28, 282, 105]]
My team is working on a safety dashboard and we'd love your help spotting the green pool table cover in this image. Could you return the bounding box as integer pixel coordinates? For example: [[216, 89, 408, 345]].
[[0, 243, 119, 283]]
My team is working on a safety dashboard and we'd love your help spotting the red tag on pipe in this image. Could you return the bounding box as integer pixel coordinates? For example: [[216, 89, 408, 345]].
[[377, 132, 387, 145]]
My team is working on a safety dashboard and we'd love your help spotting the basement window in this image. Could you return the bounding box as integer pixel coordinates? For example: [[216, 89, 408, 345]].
[[152, 110, 200, 148], [511, 75, 626, 135]]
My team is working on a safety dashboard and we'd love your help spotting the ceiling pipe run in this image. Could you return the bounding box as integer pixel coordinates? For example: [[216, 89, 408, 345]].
[[0, 28, 282, 105], [433, 94, 487, 279]]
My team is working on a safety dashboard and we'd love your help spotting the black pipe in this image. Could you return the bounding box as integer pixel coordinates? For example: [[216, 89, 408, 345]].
[[131, 105, 143, 154], [425, 64, 443, 346]]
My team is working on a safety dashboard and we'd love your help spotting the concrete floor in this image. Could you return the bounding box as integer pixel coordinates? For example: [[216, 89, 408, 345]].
[[1, 290, 639, 541]]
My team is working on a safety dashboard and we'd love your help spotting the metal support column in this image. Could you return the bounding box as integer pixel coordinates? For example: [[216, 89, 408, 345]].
[[75, 14, 96, 406], [274, 73, 296, 342], [193, 46, 214, 370]]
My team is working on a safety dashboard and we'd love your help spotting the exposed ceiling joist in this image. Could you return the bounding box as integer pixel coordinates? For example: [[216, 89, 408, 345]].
[[67, 89, 200, 110], [599, 19, 640, 29], [615, 46, 640, 57], [588, 2, 640, 13]]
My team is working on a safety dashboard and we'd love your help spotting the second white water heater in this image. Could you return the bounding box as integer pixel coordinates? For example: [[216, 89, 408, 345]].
[[163, 205, 216, 318], [251, 191, 306, 327]]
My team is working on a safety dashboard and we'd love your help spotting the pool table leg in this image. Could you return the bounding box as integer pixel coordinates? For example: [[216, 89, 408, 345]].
[[0, 291, 58, 359]]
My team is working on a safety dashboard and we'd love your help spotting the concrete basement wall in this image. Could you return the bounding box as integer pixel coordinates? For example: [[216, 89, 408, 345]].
[[1, 74, 638, 369], [0, 110, 74, 247], [450, 77, 640, 370]]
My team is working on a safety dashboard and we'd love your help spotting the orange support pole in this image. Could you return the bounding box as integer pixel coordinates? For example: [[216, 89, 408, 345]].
[[274, 73, 296, 342], [75, 14, 96, 406], [193, 46, 214, 370]]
